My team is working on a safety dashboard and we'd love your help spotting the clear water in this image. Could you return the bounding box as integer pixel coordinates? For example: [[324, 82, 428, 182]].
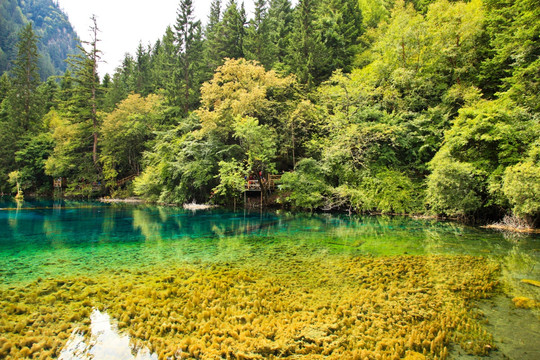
[[1, 198, 539, 359], [1, 198, 538, 286]]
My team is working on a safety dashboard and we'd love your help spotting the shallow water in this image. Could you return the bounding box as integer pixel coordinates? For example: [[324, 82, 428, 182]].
[[0, 198, 539, 359]]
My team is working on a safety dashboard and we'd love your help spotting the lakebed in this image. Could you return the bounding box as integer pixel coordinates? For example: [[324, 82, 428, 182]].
[[0, 199, 538, 359]]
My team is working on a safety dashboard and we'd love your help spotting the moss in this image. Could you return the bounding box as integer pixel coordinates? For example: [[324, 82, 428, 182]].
[[0, 255, 501, 359], [521, 279, 540, 287], [512, 296, 539, 309]]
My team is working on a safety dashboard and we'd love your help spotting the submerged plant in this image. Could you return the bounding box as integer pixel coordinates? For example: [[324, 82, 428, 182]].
[[0, 255, 500, 359]]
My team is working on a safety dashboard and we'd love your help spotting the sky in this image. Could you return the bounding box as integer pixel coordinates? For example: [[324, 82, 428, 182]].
[[55, 1, 258, 76]]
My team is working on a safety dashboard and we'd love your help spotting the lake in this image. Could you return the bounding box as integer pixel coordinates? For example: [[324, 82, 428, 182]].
[[0, 199, 539, 359]]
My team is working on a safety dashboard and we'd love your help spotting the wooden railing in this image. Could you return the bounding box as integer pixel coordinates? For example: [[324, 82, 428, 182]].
[[245, 175, 281, 191], [246, 180, 261, 190], [268, 175, 281, 189], [117, 174, 138, 187], [53, 178, 66, 188]]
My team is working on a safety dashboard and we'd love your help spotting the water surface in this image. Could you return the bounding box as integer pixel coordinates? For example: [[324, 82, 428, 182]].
[[1, 199, 539, 359]]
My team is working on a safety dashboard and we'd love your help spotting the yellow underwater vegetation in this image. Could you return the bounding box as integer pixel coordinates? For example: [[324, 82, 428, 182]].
[[0, 255, 500, 359]]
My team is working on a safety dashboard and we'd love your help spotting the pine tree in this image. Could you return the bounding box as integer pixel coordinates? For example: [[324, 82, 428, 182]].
[[9, 22, 41, 133], [317, 0, 363, 74], [267, 0, 294, 65], [152, 26, 179, 105], [203, 0, 224, 77], [286, 0, 327, 87], [217, 0, 246, 60], [64, 15, 102, 170], [174, 0, 204, 114], [134, 43, 151, 95], [244, 0, 273, 68]]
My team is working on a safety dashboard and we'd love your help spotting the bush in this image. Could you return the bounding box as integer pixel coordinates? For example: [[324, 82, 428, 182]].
[[279, 158, 329, 211], [426, 155, 483, 217], [502, 161, 540, 226]]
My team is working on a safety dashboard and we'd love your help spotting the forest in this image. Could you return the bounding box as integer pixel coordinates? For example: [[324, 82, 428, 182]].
[[0, 0, 538, 226], [0, 0, 79, 79]]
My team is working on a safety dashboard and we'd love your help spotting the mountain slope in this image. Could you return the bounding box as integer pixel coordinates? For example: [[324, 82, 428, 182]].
[[0, 0, 79, 80]]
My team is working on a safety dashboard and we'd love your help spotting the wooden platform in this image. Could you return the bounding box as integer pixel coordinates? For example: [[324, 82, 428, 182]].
[[245, 175, 281, 192]]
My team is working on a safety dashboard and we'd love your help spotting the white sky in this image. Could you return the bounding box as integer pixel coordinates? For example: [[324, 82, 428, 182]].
[[55, 1, 258, 76]]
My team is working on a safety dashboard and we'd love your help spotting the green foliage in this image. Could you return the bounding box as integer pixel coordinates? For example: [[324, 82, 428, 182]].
[[213, 159, 248, 203], [279, 158, 329, 210], [100, 93, 165, 189], [0, 0, 79, 80], [286, 0, 328, 87], [502, 142, 540, 224], [366, 170, 422, 214], [174, 0, 204, 114], [46, 17, 103, 183], [14, 132, 54, 194], [426, 153, 483, 217], [8, 170, 22, 196], [1, 0, 538, 226], [233, 116, 278, 176], [426, 99, 537, 217], [9, 23, 41, 134], [482, 0, 540, 109]]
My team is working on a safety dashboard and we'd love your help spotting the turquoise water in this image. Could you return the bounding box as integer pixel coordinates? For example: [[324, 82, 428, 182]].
[[1, 198, 540, 359], [0, 198, 538, 286]]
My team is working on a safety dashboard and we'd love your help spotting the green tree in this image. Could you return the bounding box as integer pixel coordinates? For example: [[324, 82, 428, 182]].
[[279, 158, 329, 210], [101, 93, 164, 190], [286, 0, 327, 87], [502, 142, 540, 226], [203, 0, 224, 77], [46, 16, 103, 188], [134, 42, 152, 96], [216, 0, 247, 60], [317, 0, 363, 74], [213, 159, 248, 206], [425, 99, 537, 217], [426, 152, 483, 217], [9, 22, 41, 133], [424, 0, 485, 87], [150, 26, 178, 101], [174, 0, 204, 114], [14, 132, 54, 194], [480, 0, 540, 109], [244, 0, 273, 68], [233, 116, 278, 204], [266, 0, 294, 66]]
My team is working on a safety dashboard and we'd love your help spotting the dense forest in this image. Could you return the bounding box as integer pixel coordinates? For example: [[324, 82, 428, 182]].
[[0, 0, 79, 79], [0, 0, 538, 226]]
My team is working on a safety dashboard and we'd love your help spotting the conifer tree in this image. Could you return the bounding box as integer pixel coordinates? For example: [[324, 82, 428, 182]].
[[267, 0, 293, 65], [244, 0, 273, 68], [286, 0, 327, 87], [150, 27, 175, 99], [174, 0, 204, 114], [317, 0, 363, 74], [134, 43, 152, 96], [49, 15, 102, 181], [203, 0, 224, 77], [9, 22, 41, 133], [217, 0, 246, 60]]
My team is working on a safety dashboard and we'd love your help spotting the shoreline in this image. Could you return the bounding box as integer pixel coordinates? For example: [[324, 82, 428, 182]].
[[98, 197, 146, 204], [482, 224, 540, 234]]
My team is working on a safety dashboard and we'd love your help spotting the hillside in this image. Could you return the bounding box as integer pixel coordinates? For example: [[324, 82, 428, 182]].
[[0, 0, 79, 80]]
